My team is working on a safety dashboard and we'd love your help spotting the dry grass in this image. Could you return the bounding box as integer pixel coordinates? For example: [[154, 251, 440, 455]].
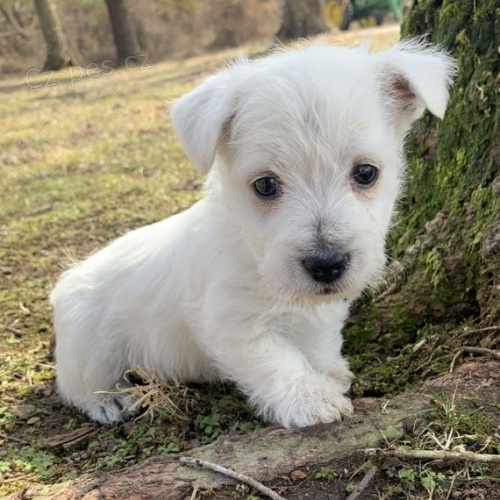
[[114, 367, 203, 423]]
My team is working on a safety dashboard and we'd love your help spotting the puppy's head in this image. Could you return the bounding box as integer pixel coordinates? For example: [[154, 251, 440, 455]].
[[171, 40, 455, 302]]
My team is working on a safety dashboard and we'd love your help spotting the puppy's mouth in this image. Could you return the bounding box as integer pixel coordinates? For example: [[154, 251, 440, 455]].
[[309, 279, 357, 301], [310, 282, 345, 298]]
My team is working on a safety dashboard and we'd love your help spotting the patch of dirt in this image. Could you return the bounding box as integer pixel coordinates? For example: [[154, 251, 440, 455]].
[[430, 360, 500, 398]]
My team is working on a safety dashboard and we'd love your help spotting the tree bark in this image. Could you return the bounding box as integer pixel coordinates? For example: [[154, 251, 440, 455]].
[[276, 0, 329, 41], [345, 0, 500, 397], [105, 0, 141, 67], [33, 0, 74, 71], [396, 0, 499, 323]]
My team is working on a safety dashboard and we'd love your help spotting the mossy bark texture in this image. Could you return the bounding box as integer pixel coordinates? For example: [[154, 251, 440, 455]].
[[345, 0, 499, 397], [399, 0, 499, 322]]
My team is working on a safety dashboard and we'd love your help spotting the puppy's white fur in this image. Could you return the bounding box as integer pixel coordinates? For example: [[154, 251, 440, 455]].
[[51, 40, 455, 428]]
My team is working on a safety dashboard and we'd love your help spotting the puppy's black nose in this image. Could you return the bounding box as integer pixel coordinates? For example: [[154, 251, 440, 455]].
[[302, 251, 350, 283]]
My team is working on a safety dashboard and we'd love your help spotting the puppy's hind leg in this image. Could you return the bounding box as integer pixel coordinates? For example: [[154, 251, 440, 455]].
[[56, 342, 132, 425]]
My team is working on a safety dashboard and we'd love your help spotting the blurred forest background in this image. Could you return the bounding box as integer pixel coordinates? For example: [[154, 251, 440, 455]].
[[0, 0, 406, 76], [0, 0, 282, 75]]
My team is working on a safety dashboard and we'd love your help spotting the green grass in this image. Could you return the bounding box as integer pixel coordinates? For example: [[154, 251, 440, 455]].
[[0, 46, 268, 495], [380, 393, 499, 498]]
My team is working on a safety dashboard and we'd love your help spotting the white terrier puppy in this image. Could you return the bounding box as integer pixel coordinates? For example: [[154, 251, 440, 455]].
[[51, 40, 454, 428]]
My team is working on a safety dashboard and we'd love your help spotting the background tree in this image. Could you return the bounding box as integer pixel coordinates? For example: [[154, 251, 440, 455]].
[[345, 0, 499, 395], [0, 1, 34, 39], [275, 0, 329, 41], [33, 0, 74, 70], [105, 0, 141, 66]]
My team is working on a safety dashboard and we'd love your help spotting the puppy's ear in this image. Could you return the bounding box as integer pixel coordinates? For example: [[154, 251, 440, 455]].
[[377, 39, 456, 135], [170, 62, 248, 174]]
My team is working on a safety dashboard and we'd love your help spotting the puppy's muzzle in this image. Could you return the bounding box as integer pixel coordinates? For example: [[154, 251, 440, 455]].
[[302, 250, 350, 284]]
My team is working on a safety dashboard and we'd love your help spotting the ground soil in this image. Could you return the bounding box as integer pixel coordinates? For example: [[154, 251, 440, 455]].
[[6, 360, 500, 499]]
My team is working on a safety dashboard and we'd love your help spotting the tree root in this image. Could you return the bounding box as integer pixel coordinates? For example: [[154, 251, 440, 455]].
[[450, 346, 500, 372]]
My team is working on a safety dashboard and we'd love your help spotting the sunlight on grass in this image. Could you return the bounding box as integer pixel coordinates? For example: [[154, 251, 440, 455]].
[[0, 29, 401, 494]]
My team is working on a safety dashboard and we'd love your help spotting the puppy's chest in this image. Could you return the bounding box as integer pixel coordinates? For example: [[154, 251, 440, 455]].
[[265, 303, 345, 343]]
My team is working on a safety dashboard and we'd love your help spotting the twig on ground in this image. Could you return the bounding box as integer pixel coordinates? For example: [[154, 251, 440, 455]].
[[5, 326, 23, 337], [463, 325, 500, 335], [444, 475, 457, 500], [25, 203, 54, 216], [2, 473, 35, 484], [44, 427, 96, 449], [365, 448, 500, 464], [0, 431, 30, 445], [450, 346, 500, 372], [373, 282, 399, 303], [346, 466, 379, 500], [179, 457, 286, 500], [189, 482, 199, 500]]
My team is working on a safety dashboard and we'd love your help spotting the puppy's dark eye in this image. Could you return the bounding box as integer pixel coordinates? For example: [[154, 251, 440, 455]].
[[254, 177, 279, 199], [352, 164, 378, 187]]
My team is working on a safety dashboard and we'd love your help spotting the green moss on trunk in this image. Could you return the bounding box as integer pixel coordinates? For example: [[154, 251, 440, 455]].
[[345, 0, 500, 397]]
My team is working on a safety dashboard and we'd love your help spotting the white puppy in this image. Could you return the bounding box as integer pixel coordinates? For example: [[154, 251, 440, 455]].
[[51, 40, 454, 428]]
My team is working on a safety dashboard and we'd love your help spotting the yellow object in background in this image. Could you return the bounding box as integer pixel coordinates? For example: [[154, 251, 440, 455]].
[[324, 0, 351, 30]]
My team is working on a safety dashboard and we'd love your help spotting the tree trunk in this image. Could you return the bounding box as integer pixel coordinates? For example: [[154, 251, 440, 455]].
[[396, 0, 499, 323], [33, 0, 74, 71], [276, 0, 329, 41], [345, 0, 500, 397], [105, 0, 141, 66]]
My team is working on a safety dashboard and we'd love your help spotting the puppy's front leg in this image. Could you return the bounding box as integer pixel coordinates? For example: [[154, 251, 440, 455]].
[[301, 336, 355, 393], [203, 325, 353, 428]]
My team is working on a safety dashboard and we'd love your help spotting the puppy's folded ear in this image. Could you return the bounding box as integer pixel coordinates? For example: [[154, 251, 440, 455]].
[[377, 39, 457, 135], [170, 62, 248, 174]]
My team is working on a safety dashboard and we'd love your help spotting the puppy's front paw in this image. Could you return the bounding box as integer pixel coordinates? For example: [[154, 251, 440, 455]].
[[327, 366, 355, 392], [259, 374, 353, 428]]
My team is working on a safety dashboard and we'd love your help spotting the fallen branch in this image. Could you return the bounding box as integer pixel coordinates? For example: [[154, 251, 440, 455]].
[[0, 431, 30, 446], [2, 392, 433, 499], [365, 448, 500, 464], [24, 203, 54, 217], [450, 346, 500, 373], [179, 457, 286, 500], [346, 466, 379, 500], [5, 326, 23, 337], [44, 427, 95, 449]]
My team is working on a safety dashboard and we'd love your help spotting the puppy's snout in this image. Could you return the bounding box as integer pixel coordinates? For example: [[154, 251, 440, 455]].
[[302, 251, 350, 284]]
